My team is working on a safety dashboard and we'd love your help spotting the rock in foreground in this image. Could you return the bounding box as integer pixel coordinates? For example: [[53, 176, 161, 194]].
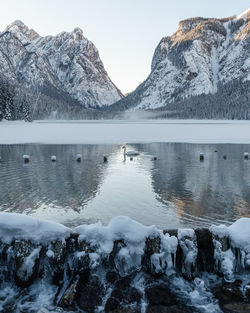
[[0, 213, 250, 312]]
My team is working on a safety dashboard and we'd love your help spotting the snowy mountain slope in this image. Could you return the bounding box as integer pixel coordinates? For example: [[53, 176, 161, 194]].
[[0, 20, 122, 109], [112, 9, 250, 116]]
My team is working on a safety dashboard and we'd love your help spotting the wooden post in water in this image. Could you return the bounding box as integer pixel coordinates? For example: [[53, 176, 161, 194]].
[[23, 155, 30, 163], [76, 154, 82, 162], [244, 152, 249, 159], [103, 154, 108, 163]]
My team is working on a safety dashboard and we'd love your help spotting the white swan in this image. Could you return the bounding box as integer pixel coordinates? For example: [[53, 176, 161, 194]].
[[122, 145, 139, 156]]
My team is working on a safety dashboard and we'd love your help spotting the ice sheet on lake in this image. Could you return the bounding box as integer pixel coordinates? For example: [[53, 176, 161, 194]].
[[1, 119, 250, 144]]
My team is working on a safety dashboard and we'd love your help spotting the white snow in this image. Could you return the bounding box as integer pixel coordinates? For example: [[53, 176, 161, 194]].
[[235, 8, 250, 21], [178, 228, 197, 275], [0, 213, 250, 269], [0, 212, 71, 244], [210, 46, 219, 93], [228, 218, 250, 249], [178, 228, 195, 240], [151, 233, 178, 275], [1, 119, 250, 144], [209, 224, 230, 239], [46, 249, 55, 258], [212, 237, 235, 281], [75, 216, 158, 254], [76, 216, 159, 275], [210, 218, 250, 278], [222, 22, 231, 49], [210, 218, 250, 249], [19, 246, 41, 279]]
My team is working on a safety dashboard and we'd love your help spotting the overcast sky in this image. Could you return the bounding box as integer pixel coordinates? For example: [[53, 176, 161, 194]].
[[0, 0, 249, 94]]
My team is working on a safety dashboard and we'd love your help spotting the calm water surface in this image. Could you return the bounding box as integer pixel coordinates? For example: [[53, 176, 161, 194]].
[[0, 143, 250, 229]]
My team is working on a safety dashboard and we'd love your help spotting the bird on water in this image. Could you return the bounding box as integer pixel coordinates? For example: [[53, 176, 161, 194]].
[[122, 145, 140, 156]]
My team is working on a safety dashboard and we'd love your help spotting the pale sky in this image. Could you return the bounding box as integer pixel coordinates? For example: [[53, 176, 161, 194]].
[[0, 0, 249, 94]]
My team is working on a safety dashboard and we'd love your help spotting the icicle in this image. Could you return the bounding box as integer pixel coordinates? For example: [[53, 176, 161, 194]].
[[178, 228, 198, 277]]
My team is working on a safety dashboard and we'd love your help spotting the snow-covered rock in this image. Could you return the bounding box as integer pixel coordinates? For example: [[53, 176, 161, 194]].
[[0, 212, 71, 244], [210, 218, 250, 277], [0, 20, 122, 111], [113, 9, 250, 117], [0, 213, 250, 312]]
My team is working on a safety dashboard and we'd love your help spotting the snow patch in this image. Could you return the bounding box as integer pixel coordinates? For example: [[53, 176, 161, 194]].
[[222, 22, 231, 49], [210, 218, 250, 278], [228, 218, 250, 249], [235, 8, 250, 21], [0, 212, 71, 244], [76, 216, 159, 276], [76, 216, 158, 255], [209, 224, 230, 239], [211, 46, 219, 94]]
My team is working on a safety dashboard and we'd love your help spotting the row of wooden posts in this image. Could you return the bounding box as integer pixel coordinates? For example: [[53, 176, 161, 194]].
[[20, 152, 249, 163], [21, 154, 157, 163], [200, 152, 249, 161], [22, 154, 84, 163]]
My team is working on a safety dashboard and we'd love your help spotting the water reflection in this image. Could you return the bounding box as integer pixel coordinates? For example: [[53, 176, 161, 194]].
[[144, 143, 250, 227], [0, 143, 249, 228]]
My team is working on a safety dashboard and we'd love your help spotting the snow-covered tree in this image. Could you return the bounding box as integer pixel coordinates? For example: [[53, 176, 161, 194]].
[[0, 78, 15, 120]]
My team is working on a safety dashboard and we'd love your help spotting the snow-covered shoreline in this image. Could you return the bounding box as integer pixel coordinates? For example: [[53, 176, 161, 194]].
[[0, 212, 250, 313], [1, 119, 250, 145], [1, 212, 249, 250]]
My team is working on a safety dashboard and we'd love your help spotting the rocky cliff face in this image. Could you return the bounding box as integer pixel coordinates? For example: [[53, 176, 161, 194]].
[[113, 9, 250, 118], [0, 20, 122, 119]]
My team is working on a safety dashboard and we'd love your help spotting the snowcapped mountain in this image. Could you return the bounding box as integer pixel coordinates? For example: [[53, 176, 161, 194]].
[[113, 9, 250, 118], [1, 10, 249, 120], [0, 20, 122, 111]]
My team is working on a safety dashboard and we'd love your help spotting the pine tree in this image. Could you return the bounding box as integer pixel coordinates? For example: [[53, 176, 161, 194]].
[[0, 78, 15, 120]]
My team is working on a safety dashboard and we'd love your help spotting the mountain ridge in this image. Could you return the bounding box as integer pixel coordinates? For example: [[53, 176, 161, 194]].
[[110, 8, 250, 119], [0, 9, 249, 120], [0, 20, 122, 120]]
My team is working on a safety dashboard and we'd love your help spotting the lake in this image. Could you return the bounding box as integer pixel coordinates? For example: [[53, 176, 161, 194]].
[[0, 143, 250, 229]]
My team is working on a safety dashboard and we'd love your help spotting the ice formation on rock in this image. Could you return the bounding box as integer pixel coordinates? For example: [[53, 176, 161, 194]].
[[0, 213, 250, 312]]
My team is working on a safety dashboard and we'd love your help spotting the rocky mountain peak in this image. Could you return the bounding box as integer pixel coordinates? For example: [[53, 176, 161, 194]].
[[6, 19, 28, 31], [235, 8, 250, 21], [72, 27, 84, 40], [5, 20, 40, 44], [0, 20, 123, 119], [8, 19, 25, 27], [178, 17, 207, 33], [112, 9, 250, 119]]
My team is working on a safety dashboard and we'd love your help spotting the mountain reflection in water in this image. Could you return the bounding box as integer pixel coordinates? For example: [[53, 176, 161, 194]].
[[0, 143, 249, 228]]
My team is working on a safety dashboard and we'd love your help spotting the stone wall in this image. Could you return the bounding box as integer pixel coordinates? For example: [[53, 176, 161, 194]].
[[0, 225, 249, 312]]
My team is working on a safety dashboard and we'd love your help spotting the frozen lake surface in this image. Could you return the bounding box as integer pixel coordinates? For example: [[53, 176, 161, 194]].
[[0, 143, 250, 229], [1, 119, 250, 144]]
